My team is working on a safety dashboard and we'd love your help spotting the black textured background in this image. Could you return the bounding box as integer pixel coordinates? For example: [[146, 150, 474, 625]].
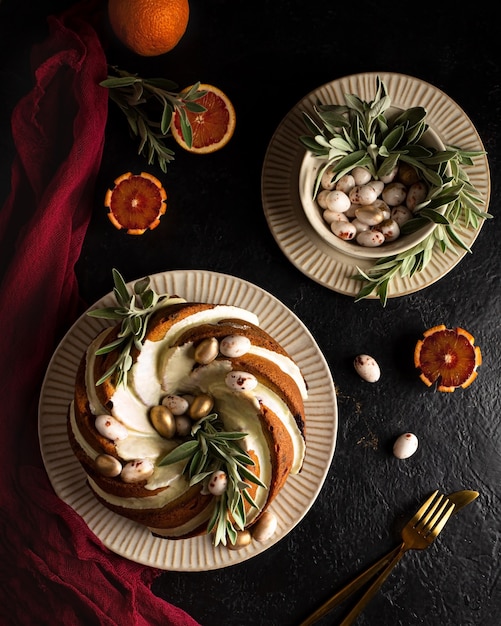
[[1, 1, 500, 625]]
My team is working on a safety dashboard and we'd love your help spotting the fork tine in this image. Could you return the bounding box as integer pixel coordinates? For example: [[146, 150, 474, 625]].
[[409, 489, 438, 525], [416, 492, 445, 531], [426, 501, 455, 539], [409, 489, 438, 524]]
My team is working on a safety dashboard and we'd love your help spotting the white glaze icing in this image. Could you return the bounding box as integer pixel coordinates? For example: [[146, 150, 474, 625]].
[[74, 304, 307, 519]]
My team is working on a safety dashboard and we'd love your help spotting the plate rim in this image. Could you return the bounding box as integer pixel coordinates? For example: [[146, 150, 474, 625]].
[[261, 71, 491, 298], [38, 269, 338, 571]]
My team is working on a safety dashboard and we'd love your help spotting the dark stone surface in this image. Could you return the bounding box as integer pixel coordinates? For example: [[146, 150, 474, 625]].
[[1, 1, 499, 624]]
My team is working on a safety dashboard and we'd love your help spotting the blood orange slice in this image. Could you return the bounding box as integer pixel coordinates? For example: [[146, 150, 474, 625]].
[[414, 325, 482, 392], [171, 84, 236, 154], [104, 172, 167, 235]]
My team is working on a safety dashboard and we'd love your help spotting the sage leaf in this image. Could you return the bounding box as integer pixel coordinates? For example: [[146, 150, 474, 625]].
[[100, 76, 138, 88], [158, 440, 199, 466], [87, 307, 124, 320], [160, 103, 173, 135], [418, 208, 450, 224]]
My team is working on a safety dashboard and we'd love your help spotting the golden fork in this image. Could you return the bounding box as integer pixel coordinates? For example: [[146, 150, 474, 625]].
[[301, 489, 478, 623], [300, 490, 455, 626]]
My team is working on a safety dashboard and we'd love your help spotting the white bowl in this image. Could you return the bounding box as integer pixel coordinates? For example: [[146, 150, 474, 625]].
[[299, 118, 447, 260]]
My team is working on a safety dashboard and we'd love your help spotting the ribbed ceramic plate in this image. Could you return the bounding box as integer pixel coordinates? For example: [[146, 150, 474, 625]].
[[38, 270, 337, 571], [261, 71, 491, 297]]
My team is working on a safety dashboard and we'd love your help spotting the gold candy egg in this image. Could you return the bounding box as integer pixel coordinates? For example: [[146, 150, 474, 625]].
[[188, 394, 214, 420], [227, 530, 252, 550], [355, 205, 385, 226], [194, 337, 219, 365], [149, 405, 176, 438], [94, 453, 122, 477]]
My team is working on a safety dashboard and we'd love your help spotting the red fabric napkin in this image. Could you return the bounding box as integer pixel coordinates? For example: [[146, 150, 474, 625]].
[[0, 5, 200, 625]]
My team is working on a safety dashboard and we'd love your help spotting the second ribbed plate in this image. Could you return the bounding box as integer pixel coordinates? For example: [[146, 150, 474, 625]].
[[261, 72, 490, 297]]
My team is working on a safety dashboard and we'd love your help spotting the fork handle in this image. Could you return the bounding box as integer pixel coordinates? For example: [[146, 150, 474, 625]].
[[299, 545, 402, 626], [339, 542, 406, 626]]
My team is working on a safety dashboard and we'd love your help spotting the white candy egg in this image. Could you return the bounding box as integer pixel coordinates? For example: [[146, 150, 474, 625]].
[[162, 394, 190, 415], [353, 354, 381, 382], [375, 218, 400, 242], [331, 220, 357, 240], [391, 205, 413, 226], [323, 209, 349, 224], [208, 470, 228, 495], [335, 174, 356, 194], [316, 163, 430, 249], [225, 371, 258, 392], [382, 182, 407, 206], [393, 433, 419, 459], [352, 218, 370, 233], [320, 168, 337, 190], [406, 181, 428, 212], [379, 164, 399, 183], [351, 166, 372, 185], [121, 459, 155, 483], [367, 180, 385, 197], [344, 203, 358, 219], [95, 414, 128, 442], [356, 229, 385, 247], [175, 415, 192, 437], [220, 335, 251, 358], [316, 189, 331, 209], [349, 184, 378, 206], [252, 511, 278, 542], [325, 190, 351, 213]]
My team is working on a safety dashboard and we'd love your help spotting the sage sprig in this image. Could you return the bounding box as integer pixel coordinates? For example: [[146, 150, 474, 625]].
[[299, 77, 451, 194], [352, 153, 489, 305], [299, 76, 492, 304], [87, 269, 179, 386], [100, 67, 207, 172], [158, 413, 266, 546]]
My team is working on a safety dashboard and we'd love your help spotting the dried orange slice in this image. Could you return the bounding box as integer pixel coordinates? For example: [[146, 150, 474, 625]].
[[104, 172, 167, 235], [414, 325, 482, 392], [171, 84, 236, 154]]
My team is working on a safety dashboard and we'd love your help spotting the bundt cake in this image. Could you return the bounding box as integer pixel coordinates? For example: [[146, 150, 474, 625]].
[[67, 270, 307, 548]]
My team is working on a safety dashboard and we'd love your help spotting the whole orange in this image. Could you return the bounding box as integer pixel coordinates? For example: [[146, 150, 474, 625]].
[[108, 0, 190, 57]]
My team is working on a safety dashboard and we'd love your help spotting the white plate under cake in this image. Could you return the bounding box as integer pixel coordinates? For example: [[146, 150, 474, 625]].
[[39, 270, 337, 571]]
